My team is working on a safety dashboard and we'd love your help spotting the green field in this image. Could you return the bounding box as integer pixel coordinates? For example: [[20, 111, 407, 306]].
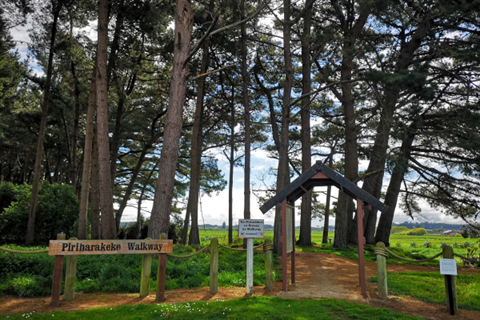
[[200, 229, 477, 265]]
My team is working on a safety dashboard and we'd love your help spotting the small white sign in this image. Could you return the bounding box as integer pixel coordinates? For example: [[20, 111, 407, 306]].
[[238, 219, 265, 238], [440, 259, 458, 276]]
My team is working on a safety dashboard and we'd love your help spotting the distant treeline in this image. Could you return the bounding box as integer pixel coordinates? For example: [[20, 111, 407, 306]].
[[394, 221, 463, 231], [120, 222, 336, 232]]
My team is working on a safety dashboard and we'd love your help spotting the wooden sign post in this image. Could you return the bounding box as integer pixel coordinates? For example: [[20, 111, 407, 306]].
[[441, 246, 458, 315], [50, 233, 66, 307], [48, 237, 173, 306], [239, 219, 264, 294]]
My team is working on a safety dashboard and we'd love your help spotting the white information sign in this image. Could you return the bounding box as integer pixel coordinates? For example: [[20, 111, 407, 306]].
[[239, 219, 265, 238], [440, 259, 458, 276], [286, 205, 293, 253]]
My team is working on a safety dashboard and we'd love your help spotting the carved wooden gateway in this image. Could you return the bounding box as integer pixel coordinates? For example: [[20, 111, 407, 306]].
[[259, 160, 388, 296]]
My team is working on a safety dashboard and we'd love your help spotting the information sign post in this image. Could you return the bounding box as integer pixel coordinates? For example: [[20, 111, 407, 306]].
[[441, 246, 458, 315], [239, 219, 264, 294]]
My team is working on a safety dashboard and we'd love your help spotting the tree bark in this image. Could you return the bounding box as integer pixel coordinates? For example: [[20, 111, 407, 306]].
[[115, 145, 148, 231], [26, 1, 62, 244], [187, 1, 213, 245], [228, 86, 235, 245], [241, 0, 251, 249], [331, 0, 369, 248], [375, 130, 416, 245], [69, 60, 80, 193], [77, 64, 97, 240], [148, 0, 193, 240], [96, 0, 117, 239], [274, 0, 293, 256], [322, 157, 333, 244], [298, 1, 312, 246], [91, 132, 101, 240]]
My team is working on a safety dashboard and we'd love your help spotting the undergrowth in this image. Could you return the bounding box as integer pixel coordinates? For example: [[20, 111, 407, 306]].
[[0, 243, 281, 298]]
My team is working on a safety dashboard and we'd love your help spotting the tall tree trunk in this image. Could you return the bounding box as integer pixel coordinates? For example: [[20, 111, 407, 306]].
[[241, 0, 251, 248], [298, 2, 312, 246], [361, 17, 432, 244], [375, 130, 416, 246], [70, 65, 80, 193], [322, 157, 333, 244], [148, 0, 193, 240], [333, 42, 358, 248], [106, 10, 125, 188], [115, 144, 148, 231], [110, 95, 124, 187], [77, 65, 97, 240], [274, 0, 293, 256], [91, 132, 101, 239], [26, 1, 62, 244], [187, 2, 213, 245], [331, 0, 369, 248], [96, 0, 117, 239], [137, 162, 158, 238], [228, 86, 235, 245]]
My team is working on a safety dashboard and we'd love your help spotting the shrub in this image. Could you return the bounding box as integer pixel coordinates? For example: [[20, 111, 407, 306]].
[[0, 182, 79, 244], [0, 182, 17, 211], [391, 226, 409, 234], [410, 242, 417, 247], [423, 241, 431, 248], [407, 228, 428, 235], [395, 242, 402, 247], [439, 242, 448, 248]]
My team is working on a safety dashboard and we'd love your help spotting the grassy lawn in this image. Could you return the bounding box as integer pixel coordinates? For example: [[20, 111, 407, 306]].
[[370, 272, 480, 311], [0, 296, 422, 319]]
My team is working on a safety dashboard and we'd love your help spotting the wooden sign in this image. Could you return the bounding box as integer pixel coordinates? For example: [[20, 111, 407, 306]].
[[49, 239, 173, 256], [238, 219, 265, 238]]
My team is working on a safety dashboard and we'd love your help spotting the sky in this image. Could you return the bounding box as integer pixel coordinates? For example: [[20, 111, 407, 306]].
[[119, 148, 464, 227], [9, 11, 466, 230]]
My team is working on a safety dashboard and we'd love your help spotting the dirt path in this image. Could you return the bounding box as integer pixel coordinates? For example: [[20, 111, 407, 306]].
[[1, 251, 479, 319], [280, 251, 480, 320]]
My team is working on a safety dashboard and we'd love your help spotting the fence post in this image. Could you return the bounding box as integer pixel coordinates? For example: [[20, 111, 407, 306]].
[[156, 234, 168, 302], [64, 237, 78, 301], [376, 242, 388, 299], [264, 238, 273, 291], [140, 237, 153, 298], [50, 233, 66, 307], [442, 246, 458, 315], [210, 237, 219, 294]]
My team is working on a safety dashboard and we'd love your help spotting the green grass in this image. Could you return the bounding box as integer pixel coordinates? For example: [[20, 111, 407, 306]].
[[0, 296, 422, 319], [370, 272, 480, 311]]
